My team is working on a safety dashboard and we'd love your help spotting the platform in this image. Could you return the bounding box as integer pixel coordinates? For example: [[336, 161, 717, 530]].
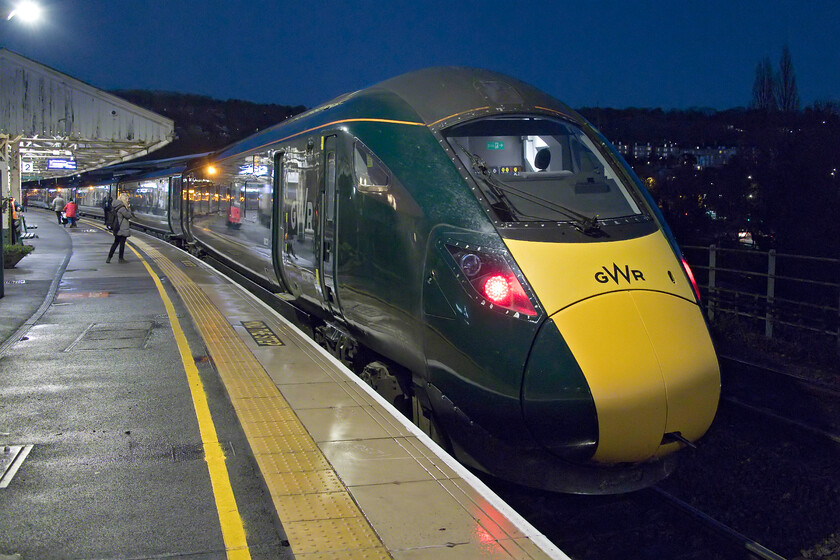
[[0, 209, 569, 560]]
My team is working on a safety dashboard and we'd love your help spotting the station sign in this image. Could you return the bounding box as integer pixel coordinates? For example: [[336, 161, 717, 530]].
[[47, 159, 77, 170], [21, 160, 34, 173]]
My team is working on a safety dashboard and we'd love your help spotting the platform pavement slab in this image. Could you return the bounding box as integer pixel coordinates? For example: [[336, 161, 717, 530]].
[[0, 210, 291, 558], [1, 209, 71, 354]]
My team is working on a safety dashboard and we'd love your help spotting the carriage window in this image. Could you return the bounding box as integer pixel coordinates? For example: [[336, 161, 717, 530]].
[[354, 142, 389, 193], [326, 152, 336, 222], [245, 182, 262, 222]]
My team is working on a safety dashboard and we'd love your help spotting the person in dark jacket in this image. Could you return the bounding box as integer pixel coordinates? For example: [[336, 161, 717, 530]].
[[102, 195, 113, 229], [106, 193, 135, 263]]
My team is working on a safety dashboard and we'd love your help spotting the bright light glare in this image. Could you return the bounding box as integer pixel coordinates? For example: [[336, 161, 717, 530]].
[[7, 1, 42, 22], [483, 275, 511, 304]]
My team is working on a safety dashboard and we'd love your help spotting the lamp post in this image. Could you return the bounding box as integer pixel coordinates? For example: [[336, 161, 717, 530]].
[[1, 1, 42, 298]]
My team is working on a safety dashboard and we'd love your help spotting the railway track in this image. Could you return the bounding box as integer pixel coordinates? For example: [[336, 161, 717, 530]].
[[484, 478, 789, 559], [718, 355, 840, 396], [485, 353, 840, 559], [718, 354, 840, 445], [650, 487, 787, 560]]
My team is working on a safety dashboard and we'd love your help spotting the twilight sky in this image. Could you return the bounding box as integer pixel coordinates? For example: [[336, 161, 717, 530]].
[[2, 0, 838, 111]]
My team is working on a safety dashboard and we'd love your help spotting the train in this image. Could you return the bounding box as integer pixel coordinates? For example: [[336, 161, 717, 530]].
[[25, 67, 721, 494]]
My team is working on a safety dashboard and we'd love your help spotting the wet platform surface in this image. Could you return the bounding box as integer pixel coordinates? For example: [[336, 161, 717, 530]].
[[0, 209, 567, 560]]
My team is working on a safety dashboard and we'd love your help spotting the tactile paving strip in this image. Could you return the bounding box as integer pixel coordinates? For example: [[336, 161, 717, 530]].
[[132, 239, 390, 559]]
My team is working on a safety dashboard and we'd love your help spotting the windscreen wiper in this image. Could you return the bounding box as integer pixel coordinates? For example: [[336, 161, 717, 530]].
[[489, 178, 603, 235], [453, 141, 602, 235], [453, 141, 522, 221]]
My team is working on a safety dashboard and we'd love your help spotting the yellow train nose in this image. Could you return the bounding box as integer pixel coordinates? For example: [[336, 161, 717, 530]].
[[551, 290, 721, 463]]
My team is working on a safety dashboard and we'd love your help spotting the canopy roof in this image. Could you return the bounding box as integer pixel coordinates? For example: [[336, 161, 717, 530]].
[[0, 48, 175, 180]]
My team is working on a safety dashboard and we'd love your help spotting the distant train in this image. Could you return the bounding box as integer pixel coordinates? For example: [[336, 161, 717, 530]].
[[26, 67, 720, 494]]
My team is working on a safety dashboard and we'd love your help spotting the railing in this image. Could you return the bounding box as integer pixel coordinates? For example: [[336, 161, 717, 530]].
[[682, 245, 840, 356]]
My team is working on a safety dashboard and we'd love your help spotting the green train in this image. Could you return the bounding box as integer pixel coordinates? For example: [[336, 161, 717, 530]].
[[175, 67, 721, 494]]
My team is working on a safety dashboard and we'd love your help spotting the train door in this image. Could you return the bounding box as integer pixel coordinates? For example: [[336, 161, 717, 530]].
[[319, 135, 341, 316], [277, 143, 320, 303], [271, 151, 293, 294], [181, 175, 196, 243], [169, 175, 185, 238]]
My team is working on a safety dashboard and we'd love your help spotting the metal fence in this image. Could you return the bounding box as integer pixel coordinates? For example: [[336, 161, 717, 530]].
[[682, 245, 840, 355]]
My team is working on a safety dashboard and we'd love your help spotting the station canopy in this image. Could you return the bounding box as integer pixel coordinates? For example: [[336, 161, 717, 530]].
[[0, 48, 175, 181]]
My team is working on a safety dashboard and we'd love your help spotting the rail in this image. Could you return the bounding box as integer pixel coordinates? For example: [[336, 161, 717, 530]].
[[682, 245, 840, 356]]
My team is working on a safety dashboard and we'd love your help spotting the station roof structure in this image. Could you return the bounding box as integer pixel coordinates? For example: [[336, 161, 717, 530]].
[[0, 48, 175, 181]]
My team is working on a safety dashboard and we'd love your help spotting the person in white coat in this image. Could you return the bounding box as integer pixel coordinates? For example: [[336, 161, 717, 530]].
[[51, 194, 66, 225]]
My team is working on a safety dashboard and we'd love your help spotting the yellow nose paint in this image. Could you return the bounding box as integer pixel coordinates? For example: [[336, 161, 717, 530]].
[[504, 231, 719, 462], [504, 231, 696, 316], [551, 291, 719, 463]]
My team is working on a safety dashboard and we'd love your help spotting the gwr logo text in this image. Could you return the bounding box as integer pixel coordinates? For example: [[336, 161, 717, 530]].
[[595, 263, 646, 285]]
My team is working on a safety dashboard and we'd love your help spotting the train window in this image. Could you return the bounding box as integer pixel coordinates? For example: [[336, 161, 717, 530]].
[[210, 183, 220, 215], [326, 151, 336, 222], [244, 182, 262, 222], [445, 117, 643, 223], [354, 142, 389, 193]]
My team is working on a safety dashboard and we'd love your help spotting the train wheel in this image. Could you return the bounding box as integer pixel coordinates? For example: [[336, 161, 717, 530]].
[[360, 361, 411, 417]]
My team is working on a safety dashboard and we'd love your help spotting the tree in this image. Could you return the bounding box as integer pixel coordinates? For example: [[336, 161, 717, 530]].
[[752, 57, 778, 111], [810, 99, 840, 116], [776, 45, 800, 112]]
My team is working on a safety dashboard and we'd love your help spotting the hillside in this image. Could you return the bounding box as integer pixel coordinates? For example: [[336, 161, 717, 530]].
[[112, 90, 307, 160]]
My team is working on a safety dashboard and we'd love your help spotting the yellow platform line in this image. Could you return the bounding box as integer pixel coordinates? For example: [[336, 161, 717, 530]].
[[129, 238, 391, 560], [127, 243, 251, 560]]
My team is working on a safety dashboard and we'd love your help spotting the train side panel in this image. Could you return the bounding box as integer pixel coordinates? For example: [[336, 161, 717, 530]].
[[76, 182, 114, 218], [120, 175, 174, 235], [186, 150, 280, 291]]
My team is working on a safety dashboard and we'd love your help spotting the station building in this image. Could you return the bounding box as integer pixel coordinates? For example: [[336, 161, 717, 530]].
[[0, 47, 174, 294]]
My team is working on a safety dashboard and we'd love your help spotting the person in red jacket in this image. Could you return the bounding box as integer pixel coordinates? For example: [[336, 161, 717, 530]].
[[63, 199, 78, 228]]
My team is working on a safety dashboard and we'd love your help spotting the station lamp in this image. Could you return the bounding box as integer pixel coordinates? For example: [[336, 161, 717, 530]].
[[6, 1, 42, 22], [1, 0, 44, 299]]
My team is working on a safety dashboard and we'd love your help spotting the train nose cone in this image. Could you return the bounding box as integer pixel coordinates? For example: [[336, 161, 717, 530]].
[[523, 290, 720, 464]]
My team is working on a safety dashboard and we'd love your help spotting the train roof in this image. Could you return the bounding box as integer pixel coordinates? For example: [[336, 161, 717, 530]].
[[197, 67, 582, 169], [373, 67, 578, 128], [74, 152, 210, 185], [118, 153, 210, 182]]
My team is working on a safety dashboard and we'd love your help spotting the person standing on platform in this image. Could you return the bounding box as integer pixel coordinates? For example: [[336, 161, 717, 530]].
[[51, 193, 66, 225], [102, 195, 113, 230], [9, 198, 20, 243], [63, 199, 78, 228], [106, 193, 135, 263]]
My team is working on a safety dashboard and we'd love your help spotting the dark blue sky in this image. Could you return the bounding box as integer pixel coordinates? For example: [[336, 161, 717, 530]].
[[3, 0, 839, 111]]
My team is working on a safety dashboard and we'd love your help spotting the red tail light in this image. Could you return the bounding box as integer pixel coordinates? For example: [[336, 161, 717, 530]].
[[484, 275, 510, 303], [447, 245, 537, 317], [681, 257, 701, 302]]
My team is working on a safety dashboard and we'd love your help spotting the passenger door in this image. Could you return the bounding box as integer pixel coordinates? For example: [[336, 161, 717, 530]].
[[169, 176, 184, 238], [277, 144, 319, 303], [319, 135, 341, 316], [181, 175, 195, 243]]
